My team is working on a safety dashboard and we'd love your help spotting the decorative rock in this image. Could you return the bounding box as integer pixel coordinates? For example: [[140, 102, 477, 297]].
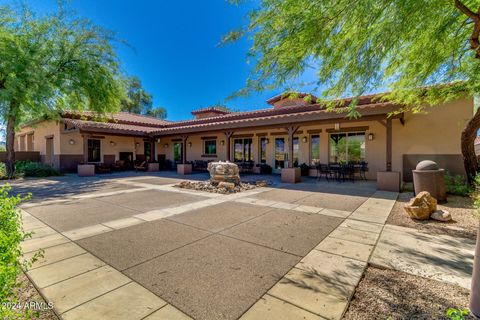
[[218, 181, 235, 191], [404, 191, 437, 220], [256, 180, 268, 187], [415, 160, 440, 171], [430, 209, 452, 222], [208, 161, 240, 185]]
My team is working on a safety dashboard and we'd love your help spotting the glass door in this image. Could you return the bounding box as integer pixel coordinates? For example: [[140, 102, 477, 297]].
[[173, 142, 183, 163], [273, 137, 285, 173]]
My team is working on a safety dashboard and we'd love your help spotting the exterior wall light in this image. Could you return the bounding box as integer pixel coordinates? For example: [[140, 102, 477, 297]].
[[265, 138, 270, 144], [135, 142, 140, 147], [368, 133, 374, 141], [110, 141, 116, 147], [220, 140, 225, 146], [69, 139, 75, 145], [164, 143, 169, 148], [156, 138, 161, 143], [302, 136, 308, 143], [188, 142, 192, 147]]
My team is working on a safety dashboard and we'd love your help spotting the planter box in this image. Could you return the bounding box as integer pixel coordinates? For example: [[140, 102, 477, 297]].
[[177, 163, 192, 175], [147, 163, 159, 172], [281, 168, 301, 183], [377, 171, 400, 192], [77, 164, 95, 177]]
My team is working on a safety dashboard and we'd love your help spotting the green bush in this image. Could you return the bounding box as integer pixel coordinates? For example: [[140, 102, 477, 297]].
[[15, 161, 61, 178], [444, 172, 472, 197], [446, 307, 470, 320], [0, 184, 40, 319], [0, 163, 5, 179]]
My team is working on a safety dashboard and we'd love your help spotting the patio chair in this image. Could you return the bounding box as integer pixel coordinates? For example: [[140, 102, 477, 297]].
[[96, 163, 112, 174], [111, 160, 125, 171], [359, 162, 368, 180], [134, 161, 147, 172], [317, 163, 334, 182]]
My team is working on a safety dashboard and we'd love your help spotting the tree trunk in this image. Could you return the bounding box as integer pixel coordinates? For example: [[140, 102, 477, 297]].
[[461, 106, 480, 185], [470, 222, 480, 317], [5, 100, 17, 178]]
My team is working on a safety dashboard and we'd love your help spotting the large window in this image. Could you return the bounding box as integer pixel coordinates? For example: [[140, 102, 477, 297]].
[[310, 134, 320, 165], [329, 132, 365, 163], [259, 137, 267, 163], [203, 140, 217, 155], [234, 138, 253, 162], [88, 139, 101, 162]]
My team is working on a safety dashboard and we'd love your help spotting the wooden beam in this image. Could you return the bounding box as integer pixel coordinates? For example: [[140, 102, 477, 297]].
[[224, 131, 234, 161]]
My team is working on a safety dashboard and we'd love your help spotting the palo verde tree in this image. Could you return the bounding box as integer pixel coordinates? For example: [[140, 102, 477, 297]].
[[0, 3, 125, 177], [121, 76, 167, 119], [225, 0, 480, 184]]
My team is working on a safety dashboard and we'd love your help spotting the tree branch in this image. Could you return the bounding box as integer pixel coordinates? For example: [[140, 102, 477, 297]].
[[455, 0, 479, 21]]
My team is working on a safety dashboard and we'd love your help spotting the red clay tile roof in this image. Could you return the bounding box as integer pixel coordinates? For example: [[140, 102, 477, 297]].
[[191, 107, 231, 116], [266, 92, 318, 105], [56, 92, 398, 136], [61, 111, 170, 128], [61, 118, 158, 136]]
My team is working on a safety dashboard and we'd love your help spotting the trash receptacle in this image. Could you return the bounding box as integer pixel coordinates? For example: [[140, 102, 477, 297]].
[[412, 160, 447, 203]]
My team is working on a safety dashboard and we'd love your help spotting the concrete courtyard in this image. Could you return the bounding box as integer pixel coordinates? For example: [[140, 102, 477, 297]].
[[11, 172, 417, 319]]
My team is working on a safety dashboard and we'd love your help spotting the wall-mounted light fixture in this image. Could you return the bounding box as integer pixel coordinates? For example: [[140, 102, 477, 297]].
[[265, 138, 270, 144], [188, 142, 192, 147], [110, 141, 116, 147], [156, 138, 161, 143], [164, 143, 169, 148], [368, 133, 374, 141], [135, 142, 140, 147], [334, 123, 340, 130], [69, 139, 75, 145], [302, 136, 308, 143], [220, 140, 225, 146]]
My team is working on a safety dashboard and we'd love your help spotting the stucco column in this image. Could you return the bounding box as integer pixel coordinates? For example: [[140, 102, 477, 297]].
[[82, 133, 90, 163], [150, 138, 156, 161]]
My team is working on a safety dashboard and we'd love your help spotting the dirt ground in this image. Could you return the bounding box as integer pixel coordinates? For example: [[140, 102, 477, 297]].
[[343, 267, 473, 320], [11, 272, 58, 320], [387, 192, 478, 239]]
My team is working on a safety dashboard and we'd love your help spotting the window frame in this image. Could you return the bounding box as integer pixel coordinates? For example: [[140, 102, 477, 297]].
[[87, 139, 101, 163], [259, 137, 267, 164], [310, 134, 320, 165], [203, 139, 217, 156], [328, 131, 366, 163]]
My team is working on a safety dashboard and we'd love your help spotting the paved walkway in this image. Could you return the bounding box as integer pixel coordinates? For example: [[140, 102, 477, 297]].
[[19, 174, 395, 320]]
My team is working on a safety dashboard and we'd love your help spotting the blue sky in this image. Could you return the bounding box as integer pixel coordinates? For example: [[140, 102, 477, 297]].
[[8, 0, 319, 123]]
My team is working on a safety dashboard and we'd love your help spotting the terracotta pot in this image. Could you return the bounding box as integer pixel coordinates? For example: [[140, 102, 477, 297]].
[[471, 222, 480, 317]]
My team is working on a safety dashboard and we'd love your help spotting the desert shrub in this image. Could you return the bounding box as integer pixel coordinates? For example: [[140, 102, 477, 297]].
[[0, 163, 5, 179], [444, 172, 472, 197], [15, 161, 61, 178], [446, 307, 470, 320], [0, 184, 40, 319]]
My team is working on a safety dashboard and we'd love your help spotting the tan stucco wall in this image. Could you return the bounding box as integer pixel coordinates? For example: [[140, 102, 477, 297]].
[[17, 121, 61, 155]]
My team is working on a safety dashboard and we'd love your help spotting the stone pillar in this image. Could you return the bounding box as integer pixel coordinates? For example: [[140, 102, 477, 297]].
[[285, 125, 299, 168], [181, 135, 188, 164], [386, 117, 392, 171]]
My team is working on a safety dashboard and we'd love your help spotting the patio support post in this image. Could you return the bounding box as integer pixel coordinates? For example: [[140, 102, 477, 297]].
[[181, 135, 188, 164], [285, 125, 299, 168], [386, 118, 392, 171], [150, 138, 156, 161], [224, 131, 234, 162], [82, 133, 90, 163]]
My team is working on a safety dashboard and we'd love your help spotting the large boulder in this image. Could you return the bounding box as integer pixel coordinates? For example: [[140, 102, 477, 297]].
[[208, 161, 240, 185], [404, 191, 437, 220]]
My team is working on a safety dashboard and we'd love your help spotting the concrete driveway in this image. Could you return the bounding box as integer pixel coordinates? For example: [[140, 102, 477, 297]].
[[18, 173, 391, 320]]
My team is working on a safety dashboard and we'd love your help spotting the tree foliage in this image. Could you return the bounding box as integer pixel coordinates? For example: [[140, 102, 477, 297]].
[[121, 76, 167, 119], [225, 0, 480, 114], [0, 2, 126, 176]]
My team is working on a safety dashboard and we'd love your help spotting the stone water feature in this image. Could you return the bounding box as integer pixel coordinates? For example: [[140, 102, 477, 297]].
[[175, 161, 266, 194]]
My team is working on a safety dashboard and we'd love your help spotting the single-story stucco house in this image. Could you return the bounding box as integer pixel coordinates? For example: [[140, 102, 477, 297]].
[[13, 92, 472, 189]]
